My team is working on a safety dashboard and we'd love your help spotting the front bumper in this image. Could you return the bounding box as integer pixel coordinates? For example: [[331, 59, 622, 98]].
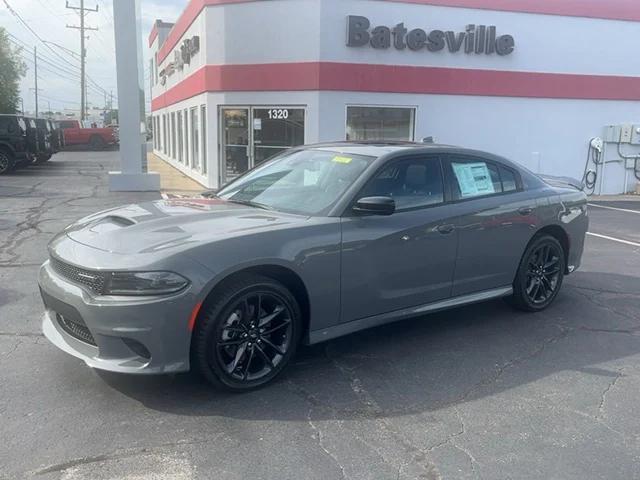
[[39, 260, 195, 374]]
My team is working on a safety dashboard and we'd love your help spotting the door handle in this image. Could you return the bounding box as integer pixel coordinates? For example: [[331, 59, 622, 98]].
[[518, 207, 534, 216], [437, 224, 455, 235]]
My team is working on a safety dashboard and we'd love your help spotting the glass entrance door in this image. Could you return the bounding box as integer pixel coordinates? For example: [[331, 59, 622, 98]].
[[220, 107, 305, 184], [221, 108, 250, 183], [252, 108, 305, 166]]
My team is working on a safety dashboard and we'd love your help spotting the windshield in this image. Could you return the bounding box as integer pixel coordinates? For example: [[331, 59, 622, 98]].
[[217, 149, 375, 216], [29, 119, 36, 128]]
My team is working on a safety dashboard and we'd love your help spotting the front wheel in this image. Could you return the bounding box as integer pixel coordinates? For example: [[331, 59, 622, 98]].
[[193, 274, 302, 391], [0, 149, 15, 175], [509, 234, 565, 312]]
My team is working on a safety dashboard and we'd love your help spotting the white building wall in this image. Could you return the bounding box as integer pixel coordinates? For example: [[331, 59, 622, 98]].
[[318, 91, 639, 194], [149, 0, 640, 192]]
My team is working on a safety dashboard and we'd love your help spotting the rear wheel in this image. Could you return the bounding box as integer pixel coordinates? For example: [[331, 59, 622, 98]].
[[509, 234, 565, 312], [89, 135, 106, 150], [0, 149, 15, 175], [193, 274, 302, 391]]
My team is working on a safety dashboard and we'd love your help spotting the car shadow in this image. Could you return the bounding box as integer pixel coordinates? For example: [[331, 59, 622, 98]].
[[97, 270, 640, 421]]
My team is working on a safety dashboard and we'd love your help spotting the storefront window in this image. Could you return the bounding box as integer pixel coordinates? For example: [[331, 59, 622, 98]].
[[201, 105, 207, 175], [183, 109, 189, 165], [162, 114, 167, 155], [346, 106, 415, 141], [170, 112, 176, 159], [177, 111, 183, 163], [190, 107, 200, 171]]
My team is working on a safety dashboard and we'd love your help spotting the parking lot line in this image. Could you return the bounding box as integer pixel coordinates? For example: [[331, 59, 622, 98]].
[[588, 203, 640, 214], [587, 232, 640, 247]]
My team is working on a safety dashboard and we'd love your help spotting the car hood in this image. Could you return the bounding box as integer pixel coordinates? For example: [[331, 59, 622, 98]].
[[63, 198, 307, 254]]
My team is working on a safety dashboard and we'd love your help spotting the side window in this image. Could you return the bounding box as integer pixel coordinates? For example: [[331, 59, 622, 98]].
[[7, 119, 18, 134], [0, 118, 9, 134], [499, 166, 519, 192], [448, 158, 502, 200], [362, 156, 444, 210]]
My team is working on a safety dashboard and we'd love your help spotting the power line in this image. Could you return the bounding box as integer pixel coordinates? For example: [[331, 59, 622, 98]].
[[2, 0, 81, 70], [66, 0, 99, 121], [12, 36, 113, 105]]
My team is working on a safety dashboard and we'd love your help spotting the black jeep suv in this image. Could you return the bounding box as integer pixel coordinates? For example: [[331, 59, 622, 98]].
[[0, 114, 32, 174]]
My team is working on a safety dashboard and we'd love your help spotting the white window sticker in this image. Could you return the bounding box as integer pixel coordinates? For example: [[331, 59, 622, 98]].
[[452, 162, 495, 198]]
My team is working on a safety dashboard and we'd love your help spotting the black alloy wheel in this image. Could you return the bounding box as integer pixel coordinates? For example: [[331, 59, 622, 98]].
[[193, 274, 302, 391], [509, 234, 565, 312], [0, 150, 14, 175], [526, 243, 562, 304]]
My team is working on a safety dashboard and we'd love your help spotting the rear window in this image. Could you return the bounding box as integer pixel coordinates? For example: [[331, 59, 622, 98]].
[[59, 121, 75, 129], [449, 160, 502, 200], [499, 166, 518, 192]]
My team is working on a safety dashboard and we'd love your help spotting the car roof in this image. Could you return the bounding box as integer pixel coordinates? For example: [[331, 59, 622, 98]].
[[305, 141, 451, 157], [305, 141, 501, 158]]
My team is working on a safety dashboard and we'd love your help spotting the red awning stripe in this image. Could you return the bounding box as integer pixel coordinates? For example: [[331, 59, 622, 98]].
[[151, 62, 640, 111]]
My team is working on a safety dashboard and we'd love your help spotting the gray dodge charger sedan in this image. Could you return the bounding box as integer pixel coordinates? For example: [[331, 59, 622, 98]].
[[39, 142, 588, 391]]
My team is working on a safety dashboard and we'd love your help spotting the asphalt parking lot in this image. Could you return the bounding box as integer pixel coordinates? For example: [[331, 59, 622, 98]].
[[1, 151, 639, 480]]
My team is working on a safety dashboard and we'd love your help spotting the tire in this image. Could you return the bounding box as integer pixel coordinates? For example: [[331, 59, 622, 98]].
[[36, 154, 51, 163], [193, 274, 303, 391], [89, 135, 106, 150], [508, 234, 566, 312], [0, 149, 15, 175]]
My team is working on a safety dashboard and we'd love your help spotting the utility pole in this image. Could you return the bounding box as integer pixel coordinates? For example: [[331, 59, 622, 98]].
[[66, 0, 98, 122], [34, 46, 38, 117]]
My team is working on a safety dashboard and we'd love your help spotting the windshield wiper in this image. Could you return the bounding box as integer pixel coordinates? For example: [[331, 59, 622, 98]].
[[225, 199, 273, 210]]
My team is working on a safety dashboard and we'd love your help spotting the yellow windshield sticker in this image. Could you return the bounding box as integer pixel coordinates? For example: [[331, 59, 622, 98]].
[[332, 156, 353, 164]]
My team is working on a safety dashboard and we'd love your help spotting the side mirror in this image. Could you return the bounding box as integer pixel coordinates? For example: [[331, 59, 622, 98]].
[[353, 196, 395, 216]]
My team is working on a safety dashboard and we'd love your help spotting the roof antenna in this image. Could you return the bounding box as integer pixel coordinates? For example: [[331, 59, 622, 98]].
[[422, 136, 435, 143]]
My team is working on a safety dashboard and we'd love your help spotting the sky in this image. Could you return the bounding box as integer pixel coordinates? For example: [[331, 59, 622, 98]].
[[0, 0, 187, 115]]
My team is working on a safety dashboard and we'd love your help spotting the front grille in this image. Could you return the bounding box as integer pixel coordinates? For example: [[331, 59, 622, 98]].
[[56, 313, 97, 346], [49, 256, 106, 295]]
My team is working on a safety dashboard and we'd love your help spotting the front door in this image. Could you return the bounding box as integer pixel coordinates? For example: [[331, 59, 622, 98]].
[[220, 107, 306, 184], [340, 155, 458, 323], [221, 108, 250, 183]]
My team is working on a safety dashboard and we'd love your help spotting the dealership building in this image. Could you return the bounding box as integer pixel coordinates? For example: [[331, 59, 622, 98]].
[[149, 0, 640, 194]]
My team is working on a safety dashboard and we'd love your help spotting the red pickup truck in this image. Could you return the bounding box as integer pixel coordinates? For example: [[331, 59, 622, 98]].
[[58, 120, 118, 150]]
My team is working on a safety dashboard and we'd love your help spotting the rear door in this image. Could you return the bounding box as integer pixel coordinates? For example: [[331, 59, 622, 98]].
[[340, 155, 457, 322], [443, 155, 539, 296]]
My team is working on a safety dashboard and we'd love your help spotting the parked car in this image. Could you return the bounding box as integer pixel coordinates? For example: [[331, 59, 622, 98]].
[[0, 114, 33, 174], [59, 120, 117, 150], [34, 118, 55, 163], [39, 142, 588, 391]]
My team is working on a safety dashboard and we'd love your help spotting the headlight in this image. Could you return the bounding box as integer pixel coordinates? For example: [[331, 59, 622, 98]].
[[103, 271, 189, 296]]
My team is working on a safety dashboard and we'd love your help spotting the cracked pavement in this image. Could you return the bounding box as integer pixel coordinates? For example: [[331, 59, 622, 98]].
[[1, 151, 640, 479]]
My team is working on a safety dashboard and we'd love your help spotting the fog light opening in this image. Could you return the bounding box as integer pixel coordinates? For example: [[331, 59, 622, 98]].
[[122, 338, 151, 360]]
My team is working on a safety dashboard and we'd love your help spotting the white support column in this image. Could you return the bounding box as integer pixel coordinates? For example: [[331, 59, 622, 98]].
[[109, 0, 160, 191]]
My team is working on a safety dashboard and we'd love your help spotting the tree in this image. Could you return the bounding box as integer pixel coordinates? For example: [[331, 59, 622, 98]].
[[0, 27, 27, 114]]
